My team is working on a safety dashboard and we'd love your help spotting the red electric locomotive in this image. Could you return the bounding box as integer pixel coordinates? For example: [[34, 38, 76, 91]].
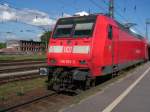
[[44, 14, 149, 91]]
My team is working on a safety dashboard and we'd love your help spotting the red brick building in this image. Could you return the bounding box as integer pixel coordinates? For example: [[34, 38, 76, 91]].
[[3, 40, 45, 54]]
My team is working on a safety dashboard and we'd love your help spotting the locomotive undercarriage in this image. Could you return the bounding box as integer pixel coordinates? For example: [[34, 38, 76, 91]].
[[47, 67, 95, 92]]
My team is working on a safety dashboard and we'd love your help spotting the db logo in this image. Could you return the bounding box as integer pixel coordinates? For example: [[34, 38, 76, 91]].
[[63, 46, 72, 53]]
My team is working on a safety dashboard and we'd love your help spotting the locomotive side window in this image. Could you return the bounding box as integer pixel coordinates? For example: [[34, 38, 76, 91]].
[[108, 25, 113, 39]]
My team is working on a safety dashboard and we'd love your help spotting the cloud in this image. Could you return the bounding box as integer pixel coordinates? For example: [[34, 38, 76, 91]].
[[32, 17, 56, 26], [63, 13, 72, 17], [0, 4, 56, 27], [36, 33, 43, 41], [0, 11, 16, 21], [0, 3, 73, 42], [1, 33, 20, 42]]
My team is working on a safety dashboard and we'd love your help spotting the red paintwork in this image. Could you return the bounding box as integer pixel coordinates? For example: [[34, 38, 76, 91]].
[[47, 14, 149, 77]]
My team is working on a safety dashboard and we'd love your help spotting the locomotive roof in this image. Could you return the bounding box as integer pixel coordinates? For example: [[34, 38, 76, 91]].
[[59, 14, 97, 21], [60, 14, 145, 40], [116, 21, 145, 40], [95, 13, 145, 39]]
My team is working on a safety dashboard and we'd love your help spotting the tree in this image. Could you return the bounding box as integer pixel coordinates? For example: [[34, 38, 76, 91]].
[[0, 43, 6, 49], [40, 31, 52, 49]]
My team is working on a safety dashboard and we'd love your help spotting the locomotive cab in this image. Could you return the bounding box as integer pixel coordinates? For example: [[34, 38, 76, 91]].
[[48, 15, 97, 67]]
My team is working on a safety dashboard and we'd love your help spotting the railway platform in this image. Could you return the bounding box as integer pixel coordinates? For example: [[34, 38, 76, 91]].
[[62, 62, 150, 112]]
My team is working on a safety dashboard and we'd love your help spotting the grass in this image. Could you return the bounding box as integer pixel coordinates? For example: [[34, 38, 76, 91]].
[[0, 77, 47, 101], [0, 54, 46, 61]]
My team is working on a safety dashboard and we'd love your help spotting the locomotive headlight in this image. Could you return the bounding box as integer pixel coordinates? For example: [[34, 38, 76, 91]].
[[79, 60, 87, 65], [50, 59, 57, 64]]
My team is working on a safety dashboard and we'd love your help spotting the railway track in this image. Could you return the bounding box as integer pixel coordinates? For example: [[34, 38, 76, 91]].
[[0, 70, 43, 85], [0, 71, 127, 112], [0, 72, 114, 112], [0, 59, 46, 63], [0, 63, 46, 73], [0, 60, 71, 112], [0, 92, 56, 112], [0, 88, 73, 112], [0, 60, 47, 85], [0, 88, 74, 112], [0, 60, 45, 66]]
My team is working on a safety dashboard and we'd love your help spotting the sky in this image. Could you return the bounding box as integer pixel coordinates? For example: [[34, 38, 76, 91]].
[[0, 0, 150, 42]]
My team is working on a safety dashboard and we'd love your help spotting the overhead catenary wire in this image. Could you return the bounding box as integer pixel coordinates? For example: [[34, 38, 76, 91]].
[[89, 0, 108, 13], [56, 0, 80, 16], [101, 0, 128, 22], [101, 0, 143, 35]]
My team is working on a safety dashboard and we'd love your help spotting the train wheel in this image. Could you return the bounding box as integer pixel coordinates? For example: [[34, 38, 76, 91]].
[[85, 78, 91, 89], [52, 82, 61, 93], [91, 79, 96, 87], [84, 77, 96, 90]]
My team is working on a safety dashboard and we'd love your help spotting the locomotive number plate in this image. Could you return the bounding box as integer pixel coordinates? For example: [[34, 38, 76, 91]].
[[60, 60, 75, 64]]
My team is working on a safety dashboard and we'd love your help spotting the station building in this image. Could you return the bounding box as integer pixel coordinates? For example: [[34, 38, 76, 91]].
[[3, 40, 45, 54]]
